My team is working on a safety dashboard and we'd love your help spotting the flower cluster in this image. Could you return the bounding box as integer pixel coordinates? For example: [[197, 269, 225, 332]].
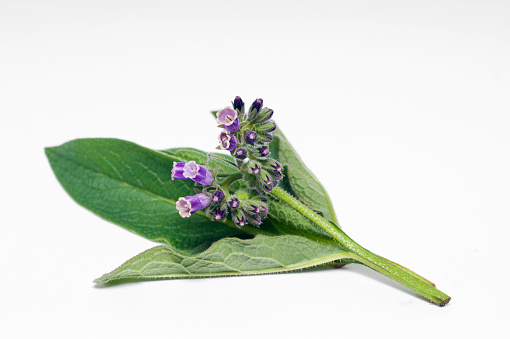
[[171, 96, 282, 227]]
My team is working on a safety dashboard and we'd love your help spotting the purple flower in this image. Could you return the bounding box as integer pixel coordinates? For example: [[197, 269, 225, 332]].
[[176, 193, 211, 218], [171, 162, 186, 180], [244, 131, 258, 144], [235, 148, 247, 159], [217, 107, 240, 132], [257, 146, 269, 157], [219, 131, 239, 151], [211, 190, 224, 203], [172, 161, 214, 186]]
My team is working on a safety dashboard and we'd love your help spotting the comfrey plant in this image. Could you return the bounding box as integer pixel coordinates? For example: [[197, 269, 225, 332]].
[[46, 96, 451, 306]]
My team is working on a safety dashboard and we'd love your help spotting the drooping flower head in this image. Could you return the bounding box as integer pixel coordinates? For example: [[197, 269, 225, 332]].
[[176, 193, 211, 218], [173, 96, 283, 227], [217, 107, 240, 133]]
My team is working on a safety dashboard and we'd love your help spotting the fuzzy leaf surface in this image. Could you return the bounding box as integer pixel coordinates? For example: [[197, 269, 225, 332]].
[[94, 234, 352, 283], [273, 130, 339, 224], [45, 138, 267, 252]]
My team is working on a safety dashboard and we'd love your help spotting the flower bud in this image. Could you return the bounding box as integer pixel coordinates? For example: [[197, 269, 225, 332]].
[[232, 209, 246, 227], [242, 199, 268, 215], [234, 148, 247, 159], [233, 96, 244, 112], [212, 207, 227, 221], [219, 131, 239, 151], [248, 98, 263, 120], [211, 190, 224, 203], [257, 133, 273, 143], [262, 158, 282, 172], [272, 170, 283, 180], [249, 161, 261, 175], [255, 121, 277, 133], [251, 195, 268, 204], [258, 169, 273, 186], [228, 196, 240, 209], [252, 108, 273, 124], [244, 131, 258, 144], [245, 213, 262, 226], [256, 146, 270, 157]]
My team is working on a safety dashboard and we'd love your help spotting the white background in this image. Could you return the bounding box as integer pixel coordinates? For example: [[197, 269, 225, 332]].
[[1, 1, 509, 338]]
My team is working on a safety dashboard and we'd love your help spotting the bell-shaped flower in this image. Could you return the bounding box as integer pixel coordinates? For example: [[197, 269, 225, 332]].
[[176, 193, 211, 218], [218, 131, 239, 151], [217, 107, 240, 132], [172, 161, 213, 186], [171, 162, 187, 180]]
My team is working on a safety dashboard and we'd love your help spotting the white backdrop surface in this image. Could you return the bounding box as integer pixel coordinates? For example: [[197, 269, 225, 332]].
[[1, 1, 509, 338]]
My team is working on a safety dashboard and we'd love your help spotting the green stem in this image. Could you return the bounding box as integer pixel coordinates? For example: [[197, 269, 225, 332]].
[[271, 187, 450, 306], [219, 172, 243, 191]]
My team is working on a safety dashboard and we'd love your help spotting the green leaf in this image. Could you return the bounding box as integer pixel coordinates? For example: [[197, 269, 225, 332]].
[[272, 130, 339, 224], [94, 234, 352, 283], [45, 138, 273, 252]]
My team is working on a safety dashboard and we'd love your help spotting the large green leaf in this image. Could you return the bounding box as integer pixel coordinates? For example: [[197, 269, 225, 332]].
[[94, 234, 352, 283], [272, 130, 339, 224], [45, 138, 272, 252]]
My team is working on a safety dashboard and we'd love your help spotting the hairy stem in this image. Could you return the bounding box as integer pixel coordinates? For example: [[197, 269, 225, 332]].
[[271, 187, 450, 306], [219, 172, 243, 191]]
